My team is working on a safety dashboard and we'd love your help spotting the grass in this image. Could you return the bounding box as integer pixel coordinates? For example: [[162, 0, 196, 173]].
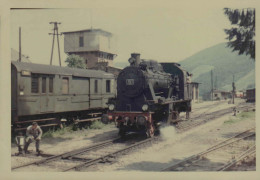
[[42, 124, 74, 138], [88, 120, 105, 129], [224, 111, 255, 125], [41, 121, 106, 139], [238, 111, 255, 119]]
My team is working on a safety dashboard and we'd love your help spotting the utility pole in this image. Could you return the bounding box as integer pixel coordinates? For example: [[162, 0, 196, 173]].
[[90, 9, 93, 30], [211, 70, 214, 101], [19, 27, 21, 62], [215, 75, 218, 90], [49, 22, 62, 66], [232, 75, 236, 104]]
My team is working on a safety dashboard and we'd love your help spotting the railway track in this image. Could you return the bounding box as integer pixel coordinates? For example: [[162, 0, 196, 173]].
[[176, 103, 254, 132], [64, 136, 159, 171], [12, 138, 120, 171], [191, 100, 225, 112], [12, 135, 159, 171], [12, 102, 255, 171], [162, 128, 255, 171]]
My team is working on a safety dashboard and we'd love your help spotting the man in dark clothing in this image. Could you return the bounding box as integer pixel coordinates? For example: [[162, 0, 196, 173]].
[[24, 122, 43, 155]]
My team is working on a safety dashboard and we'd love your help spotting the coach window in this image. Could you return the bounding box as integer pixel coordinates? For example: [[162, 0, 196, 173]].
[[106, 80, 111, 93], [42, 77, 46, 93], [49, 77, 54, 93], [62, 77, 69, 94], [31, 74, 39, 93], [94, 80, 98, 93], [79, 36, 84, 47]]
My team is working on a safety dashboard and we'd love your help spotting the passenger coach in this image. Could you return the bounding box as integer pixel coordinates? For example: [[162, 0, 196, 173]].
[[11, 61, 115, 131]]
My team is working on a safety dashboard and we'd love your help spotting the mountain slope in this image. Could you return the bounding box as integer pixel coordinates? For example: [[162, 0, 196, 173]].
[[180, 43, 255, 97]]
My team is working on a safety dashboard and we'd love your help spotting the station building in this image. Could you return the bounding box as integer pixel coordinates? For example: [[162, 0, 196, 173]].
[[190, 82, 200, 103]]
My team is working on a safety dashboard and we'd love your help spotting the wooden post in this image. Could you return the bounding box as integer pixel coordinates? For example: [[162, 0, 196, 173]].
[[19, 27, 21, 62]]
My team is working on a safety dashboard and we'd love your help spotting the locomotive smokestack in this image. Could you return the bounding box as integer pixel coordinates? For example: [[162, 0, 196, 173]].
[[131, 53, 141, 66]]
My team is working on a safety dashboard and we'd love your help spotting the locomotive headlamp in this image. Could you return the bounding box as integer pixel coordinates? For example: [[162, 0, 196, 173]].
[[142, 104, 149, 111], [108, 104, 115, 111]]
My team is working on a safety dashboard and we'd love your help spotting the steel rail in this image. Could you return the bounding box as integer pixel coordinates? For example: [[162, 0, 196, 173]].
[[218, 145, 256, 171], [11, 138, 120, 170], [63, 137, 159, 171], [162, 129, 255, 171], [177, 105, 254, 131], [177, 108, 233, 130], [187, 102, 253, 122]]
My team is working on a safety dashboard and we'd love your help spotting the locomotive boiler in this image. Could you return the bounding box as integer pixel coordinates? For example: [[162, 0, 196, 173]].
[[106, 53, 192, 137]]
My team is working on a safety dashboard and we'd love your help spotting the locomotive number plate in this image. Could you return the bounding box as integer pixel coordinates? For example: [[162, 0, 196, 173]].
[[126, 79, 134, 85]]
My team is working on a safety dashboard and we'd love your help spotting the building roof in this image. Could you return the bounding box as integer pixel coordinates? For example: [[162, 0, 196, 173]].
[[212, 90, 231, 93], [11, 61, 114, 79], [62, 28, 112, 37]]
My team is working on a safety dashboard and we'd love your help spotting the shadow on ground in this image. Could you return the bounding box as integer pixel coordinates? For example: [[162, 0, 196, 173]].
[[115, 158, 182, 171], [115, 157, 226, 171], [221, 131, 256, 139], [42, 137, 73, 145], [83, 129, 119, 143]]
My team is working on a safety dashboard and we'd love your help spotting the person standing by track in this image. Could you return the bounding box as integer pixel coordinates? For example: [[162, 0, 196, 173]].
[[24, 122, 43, 155]]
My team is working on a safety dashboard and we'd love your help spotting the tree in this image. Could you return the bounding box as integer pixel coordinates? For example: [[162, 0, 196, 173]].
[[65, 54, 86, 69], [224, 8, 255, 60]]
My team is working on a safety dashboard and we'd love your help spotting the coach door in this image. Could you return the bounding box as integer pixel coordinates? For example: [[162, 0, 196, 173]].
[[40, 75, 55, 113], [90, 78, 102, 108]]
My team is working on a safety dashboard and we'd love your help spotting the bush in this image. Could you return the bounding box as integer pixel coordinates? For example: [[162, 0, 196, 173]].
[[42, 124, 74, 138], [65, 54, 86, 69], [89, 121, 105, 129]]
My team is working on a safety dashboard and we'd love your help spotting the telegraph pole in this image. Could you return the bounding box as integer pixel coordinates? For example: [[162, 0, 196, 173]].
[[211, 70, 214, 101], [215, 75, 218, 90], [19, 27, 21, 62], [49, 22, 62, 66], [90, 9, 93, 30]]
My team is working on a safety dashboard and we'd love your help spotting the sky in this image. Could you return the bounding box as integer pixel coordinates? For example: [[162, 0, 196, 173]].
[[10, 1, 255, 67]]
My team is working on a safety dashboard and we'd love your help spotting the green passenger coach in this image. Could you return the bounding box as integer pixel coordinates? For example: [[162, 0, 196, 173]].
[[11, 61, 115, 132]]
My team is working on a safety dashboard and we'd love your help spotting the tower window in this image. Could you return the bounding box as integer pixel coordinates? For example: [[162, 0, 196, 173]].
[[106, 80, 111, 93], [79, 36, 84, 47], [94, 80, 98, 93]]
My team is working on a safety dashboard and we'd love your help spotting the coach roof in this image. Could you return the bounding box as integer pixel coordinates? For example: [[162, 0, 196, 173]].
[[11, 61, 114, 78]]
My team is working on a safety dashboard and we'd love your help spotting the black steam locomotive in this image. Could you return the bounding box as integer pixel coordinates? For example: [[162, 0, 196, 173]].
[[106, 53, 192, 137]]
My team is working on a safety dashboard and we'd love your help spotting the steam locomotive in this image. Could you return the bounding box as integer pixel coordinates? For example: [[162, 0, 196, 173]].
[[105, 53, 192, 137]]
